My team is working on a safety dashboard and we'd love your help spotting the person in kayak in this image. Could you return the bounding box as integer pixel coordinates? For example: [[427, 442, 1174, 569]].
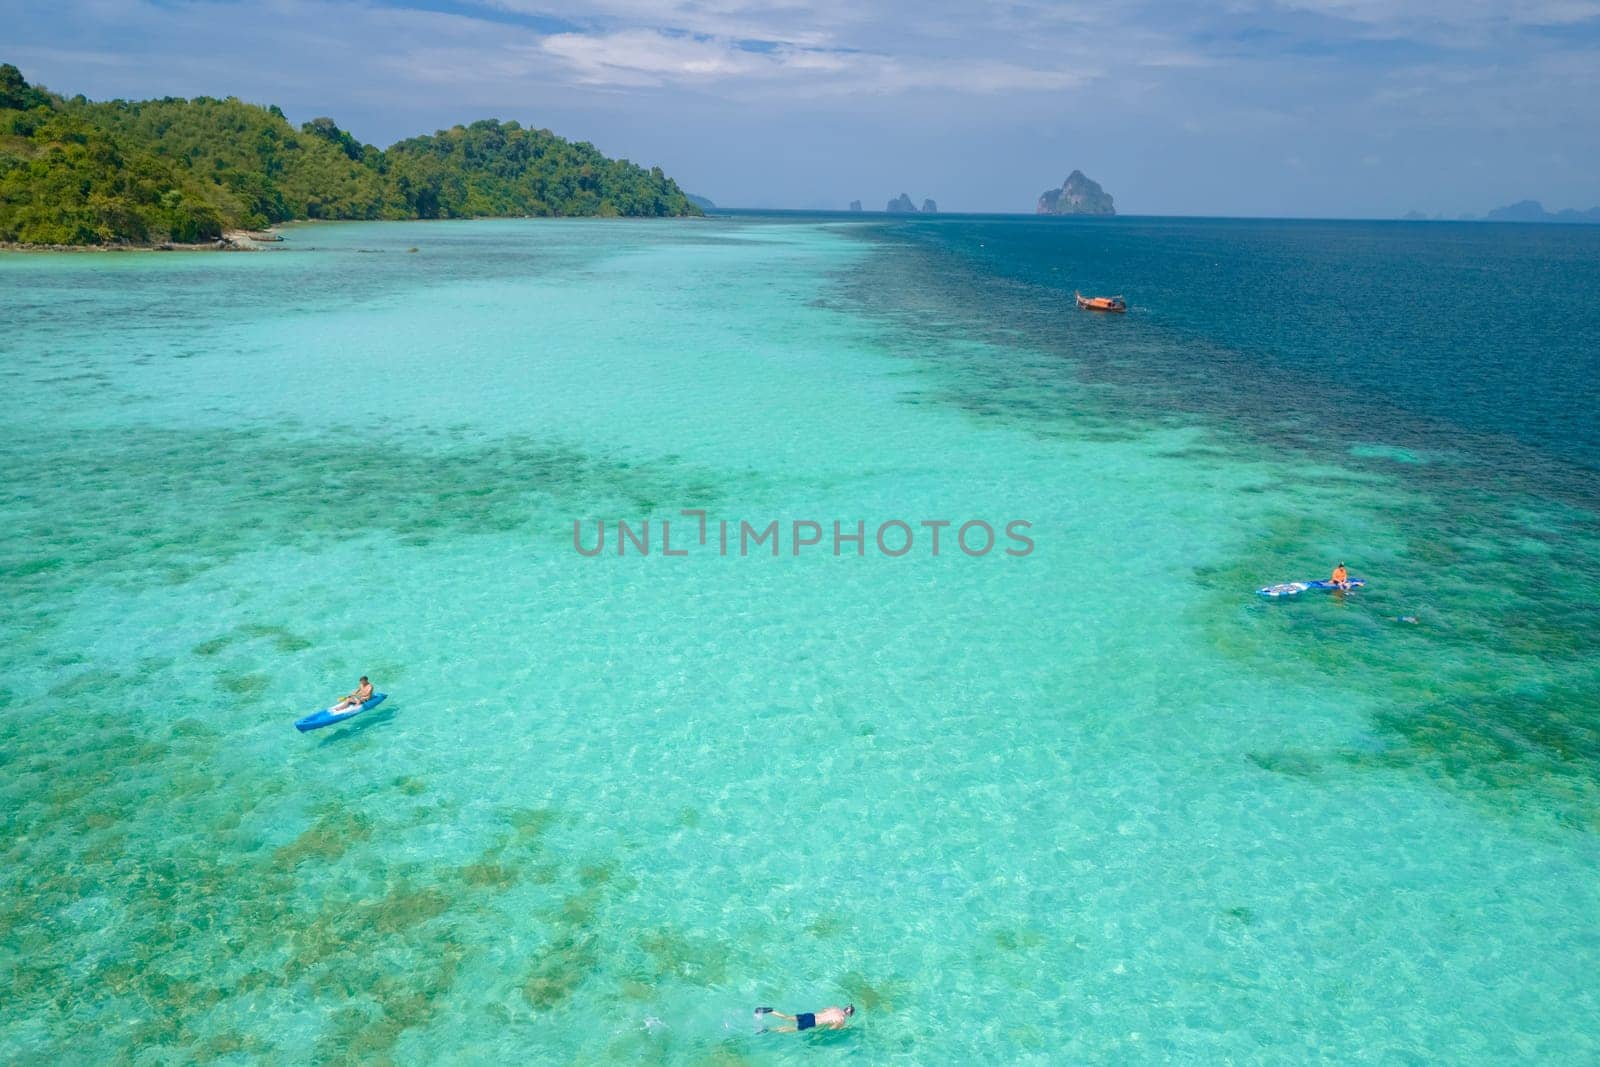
[[331, 676, 373, 714], [754, 1004, 853, 1032], [1330, 562, 1351, 590]]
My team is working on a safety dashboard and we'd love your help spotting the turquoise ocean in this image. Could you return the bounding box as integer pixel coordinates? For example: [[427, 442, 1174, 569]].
[[3, 214, 1598, 1063]]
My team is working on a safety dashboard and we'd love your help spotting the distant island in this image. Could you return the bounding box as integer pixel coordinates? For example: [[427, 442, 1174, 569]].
[[886, 193, 938, 213], [0, 63, 700, 247], [1036, 170, 1115, 215], [849, 200, 863, 212], [685, 193, 715, 211], [1401, 200, 1600, 224], [1484, 199, 1600, 224]]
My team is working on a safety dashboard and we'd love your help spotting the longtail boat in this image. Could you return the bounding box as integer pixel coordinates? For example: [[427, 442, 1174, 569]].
[[1075, 291, 1126, 312]]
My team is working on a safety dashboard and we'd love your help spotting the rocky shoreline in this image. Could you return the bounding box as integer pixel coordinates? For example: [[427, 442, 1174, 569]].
[[0, 228, 284, 253]]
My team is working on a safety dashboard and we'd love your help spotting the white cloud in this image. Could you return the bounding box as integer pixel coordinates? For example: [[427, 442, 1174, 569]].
[[1274, 0, 1600, 25], [1262, 0, 1600, 43], [534, 26, 1085, 95], [482, 0, 855, 47], [540, 31, 766, 86]]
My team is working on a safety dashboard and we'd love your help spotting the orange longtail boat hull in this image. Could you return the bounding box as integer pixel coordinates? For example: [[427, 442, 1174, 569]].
[[1075, 291, 1126, 312]]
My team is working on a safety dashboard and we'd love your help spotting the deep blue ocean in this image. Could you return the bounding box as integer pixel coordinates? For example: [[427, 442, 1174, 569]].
[[851, 214, 1600, 488]]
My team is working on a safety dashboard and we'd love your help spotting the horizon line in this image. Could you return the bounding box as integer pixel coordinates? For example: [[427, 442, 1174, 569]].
[[701, 208, 1600, 226]]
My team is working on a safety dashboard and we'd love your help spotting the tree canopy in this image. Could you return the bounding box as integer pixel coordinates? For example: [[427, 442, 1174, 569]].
[[0, 63, 700, 246]]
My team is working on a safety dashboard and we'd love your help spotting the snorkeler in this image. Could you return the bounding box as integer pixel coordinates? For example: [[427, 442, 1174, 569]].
[[754, 1004, 854, 1032]]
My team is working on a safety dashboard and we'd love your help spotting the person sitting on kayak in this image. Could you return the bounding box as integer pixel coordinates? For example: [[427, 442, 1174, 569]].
[[755, 1004, 853, 1033], [331, 676, 373, 714], [1330, 562, 1350, 590]]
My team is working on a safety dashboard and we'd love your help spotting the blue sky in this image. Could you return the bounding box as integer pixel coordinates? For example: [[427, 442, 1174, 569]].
[[4, 0, 1598, 216]]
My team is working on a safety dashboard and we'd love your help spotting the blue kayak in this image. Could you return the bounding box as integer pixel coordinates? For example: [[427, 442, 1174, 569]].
[[295, 692, 386, 732], [1257, 578, 1366, 597]]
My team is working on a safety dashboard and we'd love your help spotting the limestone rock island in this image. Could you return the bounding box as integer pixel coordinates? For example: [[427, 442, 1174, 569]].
[[887, 193, 918, 213], [1036, 170, 1115, 216]]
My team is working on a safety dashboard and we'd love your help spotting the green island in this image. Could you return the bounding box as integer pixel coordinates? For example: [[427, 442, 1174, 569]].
[[0, 63, 700, 247]]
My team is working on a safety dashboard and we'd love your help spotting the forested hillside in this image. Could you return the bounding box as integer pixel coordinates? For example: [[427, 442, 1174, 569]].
[[0, 63, 699, 246]]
